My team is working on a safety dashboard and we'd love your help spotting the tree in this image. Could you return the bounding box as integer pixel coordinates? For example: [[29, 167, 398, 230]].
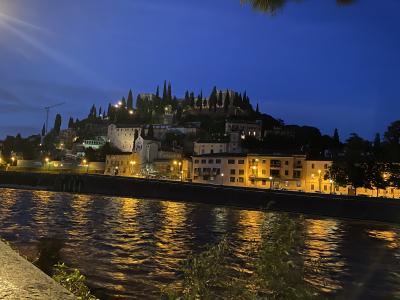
[[328, 133, 371, 195], [366, 162, 389, 197], [127, 89, 134, 110], [224, 90, 230, 113], [240, 0, 356, 15], [256, 103, 260, 114], [41, 123, 46, 136], [167, 82, 172, 102], [189, 92, 195, 108], [209, 86, 217, 112], [156, 85, 160, 98], [88, 104, 97, 119], [99, 107, 102, 117], [121, 97, 127, 109], [162, 80, 168, 102], [68, 117, 74, 129], [217, 91, 223, 108], [196, 94, 203, 110], [333, 128, 340, 147], [53, 114, 62, 134]]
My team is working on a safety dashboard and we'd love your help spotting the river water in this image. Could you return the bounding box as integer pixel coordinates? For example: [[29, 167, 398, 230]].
[[0, 188, 400, 299]]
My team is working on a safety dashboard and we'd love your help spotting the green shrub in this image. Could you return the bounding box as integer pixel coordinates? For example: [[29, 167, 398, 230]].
[[52, 263, 98, 300]]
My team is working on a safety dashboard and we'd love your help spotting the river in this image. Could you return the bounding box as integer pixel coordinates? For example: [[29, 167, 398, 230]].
[[0, 188, 400, 299]]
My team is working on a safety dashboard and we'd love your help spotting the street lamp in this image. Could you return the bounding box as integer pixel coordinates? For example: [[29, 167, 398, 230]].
[[329, 179, 333, 194], [82, 159, 89, 173], [220, 173, 224, 186], [45, 157, 50, 170], [129, 160, 136, 175], [269, 176, 273, 190]]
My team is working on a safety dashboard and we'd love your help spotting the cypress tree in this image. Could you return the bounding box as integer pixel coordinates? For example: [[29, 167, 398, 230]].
[[242, 91, 247, 109], [41, 123, 46, 136], [256, 103, 260, 114], [217, 91, 223, 108], [156, 86, 160, 98], [209, 86, 217, 112], [333, 128, 340, 146], [190, 92, 195, 108], [127, 89, 134, 110], [374, 132, 381, 149], [54, 114, 62, 134], [167, 82, 172, 102], [196, 94, 203, 110], [224, 90, 230, 113], [99, 107, 102, 117], [121, 97, 127, 109], [162, 80, 167, 102], [68, 117, 74, 129]]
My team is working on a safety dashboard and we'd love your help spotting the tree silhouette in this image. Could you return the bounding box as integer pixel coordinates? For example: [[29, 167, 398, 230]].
[[240, 0, 356, 14]]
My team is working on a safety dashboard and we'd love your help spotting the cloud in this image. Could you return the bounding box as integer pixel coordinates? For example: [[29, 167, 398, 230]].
[[0, 88, 23, 105]]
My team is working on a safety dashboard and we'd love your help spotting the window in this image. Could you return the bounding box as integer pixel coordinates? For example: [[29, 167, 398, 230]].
[[311, 184, 315, 191], [285, 170, 289, 176], [294, 171, 301, 178], [262, 180, 266, 185], [228, 159, 235, 164], [210, 150, 214, 154], [208, 159, 214, 164], [194, 159, 199, 164], [216, 159, 221, 164], [238, 159, 245, 164], [324, 164, 328, 169], [262, 160, 266, 164], [271, 160, 281, 167], [324, 185, 328, 191], [262, 170, 267, 175], [285, 161, 289, 165], [296, 181, 301, 187], [238, 177, 244, 183], [270, 169, 280, 177], [230, 169, 236, 175], [239, 169, 244, 175], [312, 163, 315, 169], [201, 159, 206, 164], [230, 177, 235, 182]]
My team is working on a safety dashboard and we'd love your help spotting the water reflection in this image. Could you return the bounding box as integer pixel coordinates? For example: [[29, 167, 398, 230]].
[[0, 188, 400, 299]]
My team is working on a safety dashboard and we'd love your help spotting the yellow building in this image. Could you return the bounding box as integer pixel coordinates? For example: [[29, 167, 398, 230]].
[[190, 153, 400, 198]]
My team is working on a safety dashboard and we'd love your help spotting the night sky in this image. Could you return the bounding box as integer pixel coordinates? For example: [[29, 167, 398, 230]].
[[0, 0, 399, 140]]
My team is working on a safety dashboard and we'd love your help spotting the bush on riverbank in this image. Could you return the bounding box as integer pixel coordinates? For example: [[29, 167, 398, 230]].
[[52, 263, 99, 300], [162, 214, 320, 299]]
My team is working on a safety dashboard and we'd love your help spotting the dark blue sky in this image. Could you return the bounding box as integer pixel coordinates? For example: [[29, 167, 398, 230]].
[[0, 0, 399, 140]]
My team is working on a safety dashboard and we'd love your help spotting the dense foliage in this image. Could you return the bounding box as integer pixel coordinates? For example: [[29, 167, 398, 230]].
[[162, 214, 319, 299]]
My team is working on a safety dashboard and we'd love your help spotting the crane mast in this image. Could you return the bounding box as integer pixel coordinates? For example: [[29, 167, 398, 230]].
[[44, 102, 65, 134]]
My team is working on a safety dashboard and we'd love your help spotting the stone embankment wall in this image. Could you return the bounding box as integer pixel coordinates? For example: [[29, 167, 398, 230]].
[[0, 240, 75, 299], [1, 171, 400, 223]]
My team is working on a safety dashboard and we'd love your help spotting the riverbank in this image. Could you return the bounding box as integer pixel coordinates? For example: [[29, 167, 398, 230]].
[[1, 171, 400, 223], [0, 240, 74, 299]]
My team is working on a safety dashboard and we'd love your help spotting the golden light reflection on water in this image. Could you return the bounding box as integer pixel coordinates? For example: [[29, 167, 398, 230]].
[[155, 202, 189, 272], [236, 210, 264, 242], [305, 219, 345, 292], [367, 230, 399, 249]]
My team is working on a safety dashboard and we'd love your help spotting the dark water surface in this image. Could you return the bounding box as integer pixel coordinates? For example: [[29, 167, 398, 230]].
[[1, 188, 400, 299]]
